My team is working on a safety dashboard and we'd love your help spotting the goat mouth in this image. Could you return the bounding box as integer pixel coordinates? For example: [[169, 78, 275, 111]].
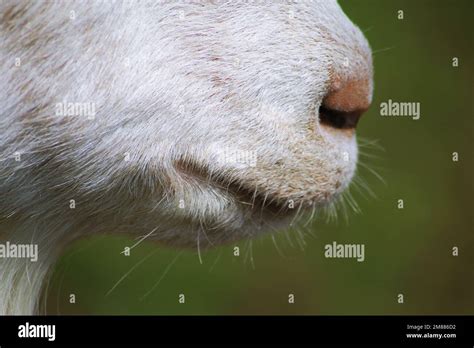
[[174, 161, 293, 217], [223, 182, 294, 217]]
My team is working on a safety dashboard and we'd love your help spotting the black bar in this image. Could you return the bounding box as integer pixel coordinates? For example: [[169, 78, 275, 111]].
[[0, 315, 472, 346]]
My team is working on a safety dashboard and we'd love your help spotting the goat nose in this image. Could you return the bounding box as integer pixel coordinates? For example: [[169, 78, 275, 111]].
[[319, 78, 371, 130]]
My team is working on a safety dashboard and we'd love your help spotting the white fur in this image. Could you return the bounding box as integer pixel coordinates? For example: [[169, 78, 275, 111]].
[[0, 0, 372, 314]]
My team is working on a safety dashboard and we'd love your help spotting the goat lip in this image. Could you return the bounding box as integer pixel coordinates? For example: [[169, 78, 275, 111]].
[[174, 160, 293, 217], [223, 183, 293, 217]]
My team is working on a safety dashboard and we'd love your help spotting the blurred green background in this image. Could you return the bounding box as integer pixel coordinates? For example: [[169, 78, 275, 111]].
[[46, 0, 473, 315]]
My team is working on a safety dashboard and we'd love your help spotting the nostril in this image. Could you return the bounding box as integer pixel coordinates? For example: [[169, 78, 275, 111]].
[[318, 105, 364, 129], [318, 78, 371, 130]]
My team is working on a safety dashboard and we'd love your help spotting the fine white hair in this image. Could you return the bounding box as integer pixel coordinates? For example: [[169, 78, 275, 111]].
[[0, 0, 372, 314]]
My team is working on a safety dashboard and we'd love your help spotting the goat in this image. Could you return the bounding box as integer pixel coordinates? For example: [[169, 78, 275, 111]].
[[0, 0, 373, 314]]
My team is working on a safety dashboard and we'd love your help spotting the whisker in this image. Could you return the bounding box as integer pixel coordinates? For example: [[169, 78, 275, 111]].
[[362, 25, 374, 33], [357, 161, 386, 184], [106, 249, 157, 297], [357, 137, 385, 151], [259, 191, 269, 222], [196, 229, 203, 265], [371, 46, 396, 55], [290, 200, 303, 226], [140, 251, 183, 300], [244, 239, 256, 269], [208, 249, 222, 273], [294, 227, 307, 250], [199, 220, 215, 248], [122, 226, 159, 254], [271, 234, 287, 258], [303, 203, 316, 227]]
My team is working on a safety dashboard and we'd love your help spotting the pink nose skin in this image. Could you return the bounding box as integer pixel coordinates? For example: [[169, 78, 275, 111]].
[[319, 79, 371, 130]]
